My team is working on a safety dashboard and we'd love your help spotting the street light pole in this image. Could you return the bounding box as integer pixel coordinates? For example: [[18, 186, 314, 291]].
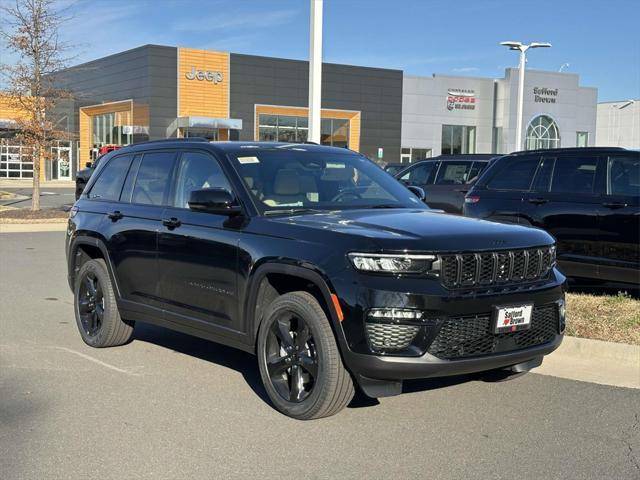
[[308, 0, 323, 144], [500, 41, 552, 151]]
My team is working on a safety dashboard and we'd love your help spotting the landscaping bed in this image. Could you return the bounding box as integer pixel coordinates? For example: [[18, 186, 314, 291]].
[[566, 291, 640, 345], [0, 207, 68, 223]]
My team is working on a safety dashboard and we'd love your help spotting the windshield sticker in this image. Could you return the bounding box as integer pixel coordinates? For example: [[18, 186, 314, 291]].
[[238, 156, 260, 164]]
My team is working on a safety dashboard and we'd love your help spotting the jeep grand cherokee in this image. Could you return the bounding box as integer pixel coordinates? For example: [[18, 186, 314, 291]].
[[66, 140, 566, 419]]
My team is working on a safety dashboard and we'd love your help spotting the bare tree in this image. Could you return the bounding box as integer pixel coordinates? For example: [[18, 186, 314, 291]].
[[1, 0, 71, 210]]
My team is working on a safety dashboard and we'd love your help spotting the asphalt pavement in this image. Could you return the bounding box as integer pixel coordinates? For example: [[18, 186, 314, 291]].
[[0, 187, 75, 210], [1, 231, 639, 480]]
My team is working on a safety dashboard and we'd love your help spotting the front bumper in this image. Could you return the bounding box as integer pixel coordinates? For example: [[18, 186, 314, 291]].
[[334, 269, 567, 384], [343, 332, 562, 381]]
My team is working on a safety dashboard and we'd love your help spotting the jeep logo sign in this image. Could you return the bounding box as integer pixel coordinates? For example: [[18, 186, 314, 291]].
[[185, 66, 224, 84]]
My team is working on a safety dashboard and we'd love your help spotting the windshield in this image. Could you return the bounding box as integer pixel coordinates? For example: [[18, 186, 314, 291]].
[[229, 149, 425, 214]]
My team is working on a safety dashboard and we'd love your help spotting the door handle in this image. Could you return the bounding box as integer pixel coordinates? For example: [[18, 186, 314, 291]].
[[602, 202, 627, 209], [162, 217, 181, 229], [107, 210, 123, 221], [528, 198, 548, 205]]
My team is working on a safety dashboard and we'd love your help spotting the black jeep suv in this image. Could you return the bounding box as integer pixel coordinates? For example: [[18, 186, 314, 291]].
[[66, 140, 566, 419], [464, 147, 640, 285]]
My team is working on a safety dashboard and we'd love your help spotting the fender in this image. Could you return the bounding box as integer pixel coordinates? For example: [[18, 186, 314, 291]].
[[68, 233, 122, 299], [243, 261, 347, 350]]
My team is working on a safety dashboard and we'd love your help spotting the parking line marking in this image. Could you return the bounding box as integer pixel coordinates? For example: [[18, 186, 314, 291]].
[[53, 346, 135, 375]]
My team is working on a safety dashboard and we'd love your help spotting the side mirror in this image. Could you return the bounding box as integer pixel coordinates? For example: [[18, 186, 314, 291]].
[[188, 188, 242, 216], [85, 162, 93, 168], [407, 185, 426, 201]]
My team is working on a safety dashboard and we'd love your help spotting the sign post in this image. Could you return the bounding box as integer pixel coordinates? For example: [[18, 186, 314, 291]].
[[308, 0, 323, 144]]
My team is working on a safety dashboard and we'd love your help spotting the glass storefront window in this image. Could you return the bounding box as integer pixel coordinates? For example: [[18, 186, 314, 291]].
[[441, 125, 476, 155], [576, 131, 588, 147], [258, 114, 348, 147], [91, 111, 132, 150], [400, 147, 432, 164]]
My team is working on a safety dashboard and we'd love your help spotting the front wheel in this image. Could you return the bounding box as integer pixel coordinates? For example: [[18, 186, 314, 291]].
[[257, 291, 354, 420]]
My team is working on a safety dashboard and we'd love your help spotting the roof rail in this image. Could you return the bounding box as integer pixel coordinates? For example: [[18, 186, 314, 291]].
[[139, 137, 210, 145]]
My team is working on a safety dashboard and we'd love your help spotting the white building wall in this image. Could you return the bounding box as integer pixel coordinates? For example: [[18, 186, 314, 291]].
[[596, 101, 640, 148], [495, 69, 597, 152], [402, 74, 495, 157], [402, 68, 598, 159]]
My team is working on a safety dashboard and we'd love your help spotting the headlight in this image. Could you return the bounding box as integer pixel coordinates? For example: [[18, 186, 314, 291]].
[[348, 253, 435, 274]]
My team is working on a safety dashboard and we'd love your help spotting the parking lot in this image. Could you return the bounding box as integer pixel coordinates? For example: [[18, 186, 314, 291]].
[[0, 186, 75, 211], [1, 231, 639, 479]]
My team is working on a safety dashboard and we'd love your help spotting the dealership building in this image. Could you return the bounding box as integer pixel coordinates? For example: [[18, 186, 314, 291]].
[[0, 44, 603, 180]]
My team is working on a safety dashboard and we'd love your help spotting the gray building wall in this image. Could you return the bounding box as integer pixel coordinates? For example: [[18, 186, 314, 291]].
[[596, 100, 640, 148], [52, 45, 178, 141], [230, 53, 403, 161]]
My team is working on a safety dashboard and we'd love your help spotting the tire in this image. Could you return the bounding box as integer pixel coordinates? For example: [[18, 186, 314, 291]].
[[75, 180, 85, 200], [73, 258, 134, 348], [257, 291, 354, 420]]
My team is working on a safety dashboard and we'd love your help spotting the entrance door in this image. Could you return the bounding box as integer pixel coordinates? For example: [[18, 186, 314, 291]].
[[57, 148, 72, 180], [50, 144, 72, 180]]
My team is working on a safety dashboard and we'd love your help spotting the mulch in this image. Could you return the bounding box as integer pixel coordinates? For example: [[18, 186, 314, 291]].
[[0, 207, 69, 223]]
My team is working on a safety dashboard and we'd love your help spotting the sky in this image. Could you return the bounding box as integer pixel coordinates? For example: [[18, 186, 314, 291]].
[[1, 0, 639, 101]]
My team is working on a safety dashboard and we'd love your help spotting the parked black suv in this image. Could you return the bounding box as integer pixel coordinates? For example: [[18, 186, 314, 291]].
[[66, 140, 566, 419], [464, 147, 640, 285], [396, 154, 496, 213], [75, 157, 100, 200]]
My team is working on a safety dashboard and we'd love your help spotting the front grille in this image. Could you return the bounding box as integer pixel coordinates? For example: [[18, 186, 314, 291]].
[[438, 246, 555, 289], [366, 323, 420, 351], [427, 304, 559, 360]]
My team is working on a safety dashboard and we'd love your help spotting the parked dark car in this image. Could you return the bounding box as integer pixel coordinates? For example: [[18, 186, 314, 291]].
[[75, 157, 100, 200], [66, 140, 566, 419], [464, 147, 640, 285], [383, 162, 406, 175], [395, 154, 496, 213], [75, 145, 123, 200]]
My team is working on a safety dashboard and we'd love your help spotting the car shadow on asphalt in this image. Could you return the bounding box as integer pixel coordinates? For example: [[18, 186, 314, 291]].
[[130, 322, 479, 412], [130, 322, 271, 405]]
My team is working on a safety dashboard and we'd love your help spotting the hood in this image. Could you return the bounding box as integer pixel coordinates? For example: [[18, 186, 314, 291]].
[[265, 209, 553, 252]]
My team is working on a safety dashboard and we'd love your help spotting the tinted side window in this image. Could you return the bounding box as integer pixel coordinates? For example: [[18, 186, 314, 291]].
[[173, 151, 232, 208], [551, 156, 599, 194], [532, 157, 555, 192], [88, 154, 134, 201], [119, 155, 142, 202], [608, 155, 640, 197], [131, 152, 176, 206], [400, 162, 435, 185], [434, 161, 472, 185], [487, 156, 539, 191], [467, 162, 487, 184]]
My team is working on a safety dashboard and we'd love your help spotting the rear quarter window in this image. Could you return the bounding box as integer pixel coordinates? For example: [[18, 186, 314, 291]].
[[87, 154, 134, 201], [608, 155, 640, 197]]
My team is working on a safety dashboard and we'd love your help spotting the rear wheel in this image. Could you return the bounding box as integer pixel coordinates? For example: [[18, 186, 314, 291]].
[[73, 258, 134, 347], [257, 291, 354, 420]]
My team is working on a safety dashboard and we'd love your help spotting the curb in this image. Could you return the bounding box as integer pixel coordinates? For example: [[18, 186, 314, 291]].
[[536, 336, 640, 389], [0, 223, 68, 233]]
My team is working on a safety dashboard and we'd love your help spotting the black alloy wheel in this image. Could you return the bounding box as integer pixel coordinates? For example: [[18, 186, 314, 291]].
[[257, 291, 355, 420], [266, 314, 319, 402], [73, 258, 134, 348], [78, 271, 104, 337]]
